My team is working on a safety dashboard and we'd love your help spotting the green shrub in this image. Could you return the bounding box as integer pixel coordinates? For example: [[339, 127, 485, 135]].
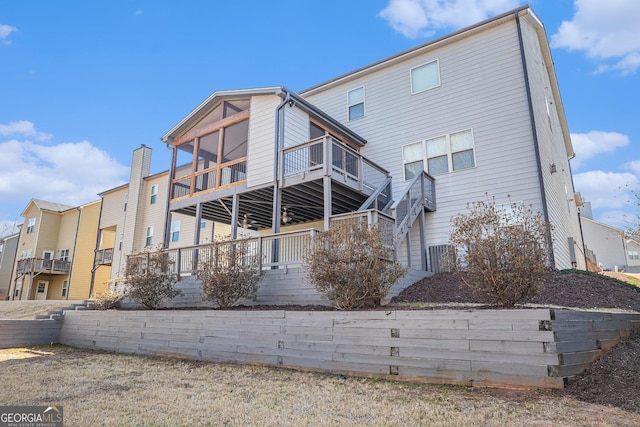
[[449, 197, 551, 307], [198, 236, 262, 309], [305, 219, 407, 310]]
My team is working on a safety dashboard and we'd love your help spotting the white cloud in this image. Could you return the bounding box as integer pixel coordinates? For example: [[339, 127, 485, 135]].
[[0, 24, 17, 45], [624, 160, 640, 175], [574, 170, 638, 214], [379, 0, 519, 38], [570, 131, 629, 169], [135, 8, 143, 16], [0, 134, 128, 209], [0, 120, 52, 141], [551, 0, 640, 75]]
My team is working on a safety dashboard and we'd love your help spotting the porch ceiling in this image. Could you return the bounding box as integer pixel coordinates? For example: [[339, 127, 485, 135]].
[[171, 180, 369, 231]]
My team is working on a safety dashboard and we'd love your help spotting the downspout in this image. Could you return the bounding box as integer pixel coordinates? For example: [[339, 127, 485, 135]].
[[163, 143, 177, 248], [89, 196, 106, 298], [515, 12, 555, 267], [577, 210, 588, 271], [66, 207, 82, 300], [272, 91, 290, 234]]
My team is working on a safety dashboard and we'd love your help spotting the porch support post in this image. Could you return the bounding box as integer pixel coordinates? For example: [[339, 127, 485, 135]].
[[194, 202, 203, 245], [231, 193, 239, 240], [418, 208, 427, 271], [271, 186, 281, 266], [323, 176, 332, 231], [406, 227, 412, 269]]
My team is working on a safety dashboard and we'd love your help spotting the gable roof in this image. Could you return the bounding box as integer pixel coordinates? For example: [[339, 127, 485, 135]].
[[160, 86, 368, 147], [21, 199, 75, 217]]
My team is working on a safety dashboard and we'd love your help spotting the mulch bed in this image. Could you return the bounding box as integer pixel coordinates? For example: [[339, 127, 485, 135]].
[[392, 270, 640, 413]]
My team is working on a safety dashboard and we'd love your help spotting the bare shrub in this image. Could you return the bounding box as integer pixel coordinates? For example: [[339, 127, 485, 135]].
[[448, 197, 551, 307], [197, 236, 262, 309], [124, 251, 182, 309], [305, 219, 407, 310], [91, 290, 124, 310]]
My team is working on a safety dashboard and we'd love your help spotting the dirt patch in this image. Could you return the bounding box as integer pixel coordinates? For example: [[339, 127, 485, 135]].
[[0, 300, 86, 319]]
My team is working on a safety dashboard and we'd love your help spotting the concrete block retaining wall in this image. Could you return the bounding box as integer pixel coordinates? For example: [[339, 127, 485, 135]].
[[0, 319, 61, 349], [57, 308, 640, 389]]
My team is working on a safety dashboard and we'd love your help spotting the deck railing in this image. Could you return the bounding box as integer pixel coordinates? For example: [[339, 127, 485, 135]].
[[282, 136, 390, 195], [94, 248, 114, 266], [170, 158, 247, 201], [391, 171, 436, 240], [16, 258, 71, 274]]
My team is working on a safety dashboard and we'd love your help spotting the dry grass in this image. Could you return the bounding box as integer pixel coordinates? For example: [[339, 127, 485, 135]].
[[1, 346, 639, 427], [601, 272, 640, 288]]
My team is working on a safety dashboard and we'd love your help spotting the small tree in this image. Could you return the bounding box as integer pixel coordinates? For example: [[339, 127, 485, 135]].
[[198, 236, 262, 309], [448, 197, 551, 307], [124, 251, 182, 309], [305, 219, 407, 310]]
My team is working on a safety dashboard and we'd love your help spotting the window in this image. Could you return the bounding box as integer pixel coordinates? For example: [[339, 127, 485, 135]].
[[150, 185, 158, 204], [146, 227, 153, 247], [200, 219, 206, 229], [62, 280, 68, 297], [347, 87, 365, 121], [402, 129, 475, 179], [124, 193, 128, 211], [495, 201, 524, 227], [629, 251, 639, 261], [118, 233, 123, 251], [21, 249, 32, 259], [59, 249, 69, 261], [171, 220, 181, 242], [26, 217, 36, 234], [411, 60, 440, 94]]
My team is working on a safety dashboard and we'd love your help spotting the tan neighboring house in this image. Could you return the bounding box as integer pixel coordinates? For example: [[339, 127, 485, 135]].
[[8, 199, 108, 301], [0, 232, 20, 299]]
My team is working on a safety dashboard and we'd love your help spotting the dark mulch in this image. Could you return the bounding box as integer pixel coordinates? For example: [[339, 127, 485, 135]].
[[392, 270, 640, 413]]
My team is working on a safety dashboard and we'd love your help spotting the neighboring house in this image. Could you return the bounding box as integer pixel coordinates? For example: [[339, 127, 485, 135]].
[[153, 5, 584, 284], [0, 232, 20, 299], [580, 214, 640, 273], [8, 199, 107, 301]]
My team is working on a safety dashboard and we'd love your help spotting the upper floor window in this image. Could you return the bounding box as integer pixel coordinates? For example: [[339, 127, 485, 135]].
[[150, 185, 158, 204], [26, 217, 36, 234], [411, 60, 440, 94], [62, 280, 69, 297], [629, 250, 639, 261], [200, 219, 206, 229], [124, 193, 128, 211], [347, 87, 365, 121], [59, 249, 70, 261], [402, 129, 475, 179], [118, 233, 123, 251], [171, 220, 181, 242], [146, 226, 153, 247]]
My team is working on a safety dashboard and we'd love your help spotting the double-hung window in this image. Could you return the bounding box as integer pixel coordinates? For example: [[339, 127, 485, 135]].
[[402, 129, 476, 179], [26, 217, 36, 234], [62, 280, 69, 297], [60, 249, 69, 261], [347, 87, 365, 121], [146, 227, 153, 247], [411, 60, 440, 94], [150, 185, 158, 205], [171, 220, 181, 242], [629, 250, 639, 261]]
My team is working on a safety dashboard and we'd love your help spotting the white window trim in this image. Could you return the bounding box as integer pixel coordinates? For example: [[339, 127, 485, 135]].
[[171, 220, 181, 242], [347, 86, 365, 121], [146, 226, 154, 247], [401, 128, 476, 180], [150, 185, 158, 204], [26, 217, 36, 234], [410, 59, 441, 95]]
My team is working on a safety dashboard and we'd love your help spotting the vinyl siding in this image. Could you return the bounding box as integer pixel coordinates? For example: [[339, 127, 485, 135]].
[[581, 218, 627, 271], [305, 20, 543, 253], [520, 18, 583, 269], [247, 95, 279, 188], [57, 209, 79, 261], [134, 173, 169, 252], [99, 187, 128, 279], [68, 201, 101, 300], [283, 105, 310, 148]]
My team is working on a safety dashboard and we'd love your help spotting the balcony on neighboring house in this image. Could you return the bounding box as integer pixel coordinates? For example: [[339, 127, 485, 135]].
[[16, 258, 71, 275], [94, 248, 114, 267]]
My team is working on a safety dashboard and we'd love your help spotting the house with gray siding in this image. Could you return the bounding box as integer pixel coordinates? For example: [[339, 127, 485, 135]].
[[120, 6, 585, 305]]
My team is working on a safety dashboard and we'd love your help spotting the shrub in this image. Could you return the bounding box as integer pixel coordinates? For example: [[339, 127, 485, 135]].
[[198, 236, 262, 309], [448, 197, 551, 307], [91, 290, 124, 310], [124, 251, 182, 309], [304, 219, 407, 310]]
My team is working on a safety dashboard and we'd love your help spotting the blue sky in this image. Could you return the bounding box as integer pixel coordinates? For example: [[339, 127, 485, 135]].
[[1, 0, 639, 236]]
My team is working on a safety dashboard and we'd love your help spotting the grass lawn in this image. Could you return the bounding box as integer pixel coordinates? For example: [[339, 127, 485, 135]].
[[1, 346, 639, 426]]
